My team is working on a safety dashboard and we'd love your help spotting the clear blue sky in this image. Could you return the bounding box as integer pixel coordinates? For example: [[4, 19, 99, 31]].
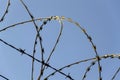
[[0, 0, 120, 80]]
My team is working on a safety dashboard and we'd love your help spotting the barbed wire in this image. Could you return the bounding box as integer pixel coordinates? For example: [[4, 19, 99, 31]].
[[0, 0, 119, 80]]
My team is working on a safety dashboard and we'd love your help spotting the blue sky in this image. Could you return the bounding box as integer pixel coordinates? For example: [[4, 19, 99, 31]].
[[0, 0, 120, 80]]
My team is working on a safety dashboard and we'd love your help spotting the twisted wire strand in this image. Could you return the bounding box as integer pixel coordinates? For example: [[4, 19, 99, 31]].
[[111, 67, 120, 80], [63, 16, 102, 80], [0, 17, 53, 33], [31, 18, 52, 80], [0, 74, 9, 80], [82, 61, 96, 80], [19, 0, 45, 79], [0, 0, 10, 22], [45, 16, 64, 66]]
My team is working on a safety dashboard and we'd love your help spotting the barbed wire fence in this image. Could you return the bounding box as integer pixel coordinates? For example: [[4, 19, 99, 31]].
[[0, 0, 120, 80]]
